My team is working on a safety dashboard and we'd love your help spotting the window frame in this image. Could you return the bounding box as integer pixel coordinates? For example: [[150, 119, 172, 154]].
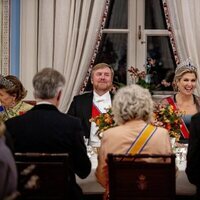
[[101, 0, 172, 86]]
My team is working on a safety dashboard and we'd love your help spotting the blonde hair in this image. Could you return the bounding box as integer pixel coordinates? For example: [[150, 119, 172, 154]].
[[91, 63, 114, 80], [173, 66, 197, 91]]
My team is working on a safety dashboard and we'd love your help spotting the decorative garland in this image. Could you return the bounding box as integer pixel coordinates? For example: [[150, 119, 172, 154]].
[[162, 0, 180, 65], [79, 0, 111, 94]]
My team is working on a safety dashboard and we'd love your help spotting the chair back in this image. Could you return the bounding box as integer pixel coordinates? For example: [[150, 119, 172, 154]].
[[15, 152, 69, 200], [23, 100, 36, 106], [108, 153, 176, 200]]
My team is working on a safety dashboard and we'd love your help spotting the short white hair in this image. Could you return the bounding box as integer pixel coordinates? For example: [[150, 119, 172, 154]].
[[112, 84, 153, 124]]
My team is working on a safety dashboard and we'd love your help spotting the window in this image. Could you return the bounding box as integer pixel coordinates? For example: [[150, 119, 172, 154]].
[[95, 0, 128, 85], [94, 0, 176, 92]]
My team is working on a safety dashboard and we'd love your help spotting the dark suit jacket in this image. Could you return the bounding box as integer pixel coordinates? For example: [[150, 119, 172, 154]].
[[68, 92, 93, 138], [5, 104, 91, 200], [68, 91, 113, 138], [186, 112, 200, 190]]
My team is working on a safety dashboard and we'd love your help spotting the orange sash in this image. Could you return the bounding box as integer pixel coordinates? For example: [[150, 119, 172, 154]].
[[166, 97, 189, 139], [127, 124, 157, 155]]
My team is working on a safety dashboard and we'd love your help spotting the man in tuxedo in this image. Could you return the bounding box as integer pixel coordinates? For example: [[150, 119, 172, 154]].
[[186, 113, 200, 199], [68, 63, 114, 147], [5, 68, 91, 200]]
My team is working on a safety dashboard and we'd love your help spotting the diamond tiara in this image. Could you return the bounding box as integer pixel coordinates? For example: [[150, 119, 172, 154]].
[[175, 58, 196, 73], [0, 75, 14, 89]]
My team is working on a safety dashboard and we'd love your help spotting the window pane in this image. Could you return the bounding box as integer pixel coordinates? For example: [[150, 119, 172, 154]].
[[147, 36, 176, 91], [145, 0, 167, 29], [104, 0, 128, 29], [95, 33, 127, 85]]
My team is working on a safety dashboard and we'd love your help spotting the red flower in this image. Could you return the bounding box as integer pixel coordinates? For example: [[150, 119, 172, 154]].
[[19, 111, 25, 115], [152, 103, 183, 141], [90, 108, 116, 138]]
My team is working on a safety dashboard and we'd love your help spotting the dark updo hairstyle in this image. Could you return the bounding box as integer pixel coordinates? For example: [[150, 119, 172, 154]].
[[0, 75, 27, 102]]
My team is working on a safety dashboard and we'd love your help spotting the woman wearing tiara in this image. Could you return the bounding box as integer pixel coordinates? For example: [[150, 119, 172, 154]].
[[0, 75, 33, 121], [161, 61, 200, 143]]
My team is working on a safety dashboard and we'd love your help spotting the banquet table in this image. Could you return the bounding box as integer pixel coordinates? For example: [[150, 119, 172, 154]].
[[77, 148, 196, 197]]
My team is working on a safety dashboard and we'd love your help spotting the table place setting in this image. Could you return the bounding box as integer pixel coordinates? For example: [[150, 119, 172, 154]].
[[77, 140, 196, 197], [85, 136, 189, 171], [76, 141, 104, 195], [173, 143, 188, 171]]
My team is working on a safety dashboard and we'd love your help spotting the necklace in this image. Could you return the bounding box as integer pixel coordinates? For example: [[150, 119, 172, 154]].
[[174, 94, 198, 115]]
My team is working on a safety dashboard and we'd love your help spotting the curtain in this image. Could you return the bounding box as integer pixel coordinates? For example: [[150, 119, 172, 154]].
[[164, 0, 200, 95], [20, 0, 38, 100], [20, 0, 107, 112]]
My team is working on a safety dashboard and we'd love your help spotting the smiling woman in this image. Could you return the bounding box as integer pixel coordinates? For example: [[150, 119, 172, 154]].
[[0, 75, 33, 121], [160, 60, 200, 143]]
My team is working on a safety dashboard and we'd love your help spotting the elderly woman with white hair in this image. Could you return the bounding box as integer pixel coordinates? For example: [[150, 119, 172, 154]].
[[96, 84, 172, 199]]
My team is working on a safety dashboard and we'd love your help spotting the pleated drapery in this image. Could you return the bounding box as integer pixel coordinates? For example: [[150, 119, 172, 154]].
[[163, 0, 200, 96], [20, 0, 107, 112]]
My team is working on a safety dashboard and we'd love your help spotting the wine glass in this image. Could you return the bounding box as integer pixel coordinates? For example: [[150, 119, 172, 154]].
[[84, 137, 94, 158]]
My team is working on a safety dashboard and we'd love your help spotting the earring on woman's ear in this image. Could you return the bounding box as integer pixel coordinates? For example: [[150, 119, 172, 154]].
[[10, 99, 16, 107]]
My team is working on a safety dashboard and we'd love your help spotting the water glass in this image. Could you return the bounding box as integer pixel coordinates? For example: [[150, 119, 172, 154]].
[[84, 137, 94, 157]]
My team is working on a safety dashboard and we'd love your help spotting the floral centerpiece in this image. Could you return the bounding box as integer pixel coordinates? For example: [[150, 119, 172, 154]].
[[91, 103, 183, 143], [90, 108, 116, 139], [152, 103, 183, 141]]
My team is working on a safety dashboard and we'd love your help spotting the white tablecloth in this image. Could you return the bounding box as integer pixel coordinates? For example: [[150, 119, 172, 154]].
[[76, 153, 104, 194], [77, 152, 196, 196]]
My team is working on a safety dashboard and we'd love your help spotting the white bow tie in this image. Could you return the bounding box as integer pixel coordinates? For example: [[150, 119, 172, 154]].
[[95, 97, 106, 102]]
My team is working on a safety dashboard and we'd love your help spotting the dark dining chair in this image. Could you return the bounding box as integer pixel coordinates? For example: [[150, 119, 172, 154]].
[[15, 152, 69, 200], [108, 153, 176, 200]]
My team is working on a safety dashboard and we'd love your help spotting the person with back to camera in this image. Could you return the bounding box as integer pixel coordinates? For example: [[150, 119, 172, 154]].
[[186, 112, 200, 199], [96, 84, 173, 199], [0, 75, 33, 121], [161, 59, 200, 143], [68, 63, 114, 147], [0, 121, 18, 200], [5, 68, 91, 200]]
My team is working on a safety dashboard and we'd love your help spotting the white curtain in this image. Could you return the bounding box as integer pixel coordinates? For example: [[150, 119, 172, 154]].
[[20, 0, 38, 100], [20, 0, 107, 112], [166, 0, 200, 95]]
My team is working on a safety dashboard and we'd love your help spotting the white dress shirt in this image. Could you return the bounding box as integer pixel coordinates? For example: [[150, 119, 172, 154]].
[[90, 91, 112, 147]]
